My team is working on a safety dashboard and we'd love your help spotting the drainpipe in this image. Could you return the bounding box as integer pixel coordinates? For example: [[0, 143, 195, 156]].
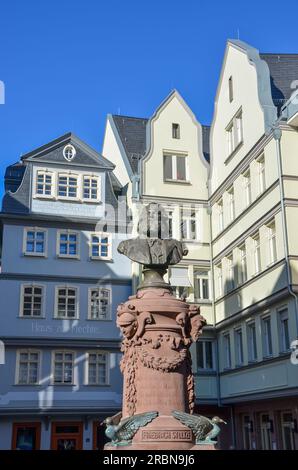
[[273, 127, 298, 337]]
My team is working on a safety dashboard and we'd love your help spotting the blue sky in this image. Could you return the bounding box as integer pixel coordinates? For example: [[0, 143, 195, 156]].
[[1, 0, 298, 198]]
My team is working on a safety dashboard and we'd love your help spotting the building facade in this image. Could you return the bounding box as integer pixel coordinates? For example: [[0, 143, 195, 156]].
[[0, 133, 131, 449]]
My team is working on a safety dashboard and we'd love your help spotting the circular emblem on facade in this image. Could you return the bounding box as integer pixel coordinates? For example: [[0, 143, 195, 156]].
[[63, 144, 76, 161]]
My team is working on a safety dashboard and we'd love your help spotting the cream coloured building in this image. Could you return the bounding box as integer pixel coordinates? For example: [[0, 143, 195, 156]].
[[102, 42, 298, 450]]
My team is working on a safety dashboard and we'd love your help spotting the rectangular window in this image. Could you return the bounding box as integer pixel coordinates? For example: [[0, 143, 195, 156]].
[[216, 263, 223, 298], [242, 169, 251, 208], [180, 209, 197, 240], [83, 176, 99, 201], [239, 244, 248, 284], [12, 423, 41, 450], [16, 350, 40, 384], [89, 288, 111, 320], [58, 231, 79, 258], [168, 210, 173, 238], [169, 266, 191, 300], [267, 220, 277, 265], [90, 234, 111, 259], [252, 233, 261, 275], [53, 351, 74, 384], [262, 316, 273, 358], [194, 270, 210, 300], [164, 154, 187, 182], [234, 327, 244, 366], [197, 340, 214, 370], [20, 285, 43, 317], [87, 352, 109, 385], [226, 109, 243, 155], [172, 123, 180, 139], [24, 228, 46, 256], [226, 254, 235, 292], [223, 333, 231, 369], [36, 171, 53, 197], [217, 199, 224, 232], [55, 287, 77, 319], [228, 76, 233, 102], [227, 186, 235, 223], [58, 174, 78, 199], [279, 307, 290, 352], [247, 321, 257, 362], [257, 155, 266, 194]]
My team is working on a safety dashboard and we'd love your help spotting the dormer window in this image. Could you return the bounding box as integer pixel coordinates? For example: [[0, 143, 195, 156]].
[[63, 144, 76, 162], [83, 176, 100, 201], [58, 174, 78, 199], [172, 123, 180, 139], [36, 171, 53, 197]]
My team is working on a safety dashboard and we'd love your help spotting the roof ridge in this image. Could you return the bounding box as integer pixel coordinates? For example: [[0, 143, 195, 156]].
[[112, 114, 148, 121]]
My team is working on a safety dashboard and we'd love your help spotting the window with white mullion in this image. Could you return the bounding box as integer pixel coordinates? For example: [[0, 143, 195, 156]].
[[55, 287, 77, 319], [257, 155, 266, 194], [252, 233, 261, 275], [226, 254, 235, 292], [239, 244, 248, 284], [267, 221, 277, 265], [53, 351, 74, 384], [234, 327, 244, 366], [20, 285, 43, 317], [180, 209, 197, 241], [164, 154, 187, 182], [217, 199, 224, 232], [17, 350, 40, 385], [227, 187, 235, 222], [58, 174, 78, 199], [36, 171, 53, 197], [194, 270, 210, 300], [90, 234, 111, 259], [226, 109, 243, 156], [58, 231, 79, 258], [247, 321, 257, 362], [89, 288, 111, 320], [83, 176, 99, 201], [216, 263, 223, 298], [242, 169, 251, 208], [197, 340, 214, 370], [24, 228, 46, 256], [88, 352, 109, 385]]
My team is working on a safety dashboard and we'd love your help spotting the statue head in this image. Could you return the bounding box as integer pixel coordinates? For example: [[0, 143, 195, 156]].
[[212, 416, 227, 424]]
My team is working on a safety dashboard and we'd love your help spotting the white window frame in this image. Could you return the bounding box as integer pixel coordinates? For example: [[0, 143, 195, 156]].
[[197, 340, 215, 370], [234, 327, 244, 366], [252, 233, 261, 275], [226, 108, 243, 156], [57, 173, 79, 200], [216, 263, 223, 298], [23, 227, 47, 257], [242, 168, 251, 208], [180, 209, 198, 241], [227, 186, 235, 223], [88, 287, 111, 320], [266, 220, 277, 266], [194, 269, 210, 301], [15, 349, 41, 385], [89, 233, 112, 260], [85, 351, 110, 386], [261, 314, 273, 358], [35, 170, 54, 198], [172, 123, 180, 139], [217, 199, 224, 232], [57, 230, 80, 259], [226, 253, 235, 292], [247, 321, 257, 362], [51, 350, 75, 385], [223, 332, 231, 369], [82, 175, 101, 202], [163, 153, 189, 182], [239, 243, 248, 285], [19, 284, 45, 318], [278, 307, 290, 352], [54, 286, 79, 320], [257, 155, 266, 195]]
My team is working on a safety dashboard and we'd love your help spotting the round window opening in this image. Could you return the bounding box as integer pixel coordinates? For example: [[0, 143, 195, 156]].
[[63, 144, 76, 161]]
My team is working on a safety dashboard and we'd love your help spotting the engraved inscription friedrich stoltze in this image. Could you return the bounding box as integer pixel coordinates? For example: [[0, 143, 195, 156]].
[[142, 430, 192, 442]]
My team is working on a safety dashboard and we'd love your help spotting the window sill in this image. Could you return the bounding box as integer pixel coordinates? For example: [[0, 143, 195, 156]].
[[13, 383, 42, 387], [194, 298, 212, 304], [33, 195, 55, 200], [57, 255, 80, 260], [57, 197, 80, 202], [87, 318, 112, 322], [224, 140, 244, 164], [83, 383, 110, 387], [82, 199, 102, 204], [50, 383, 75, 386], [53, 317, 79, 321], [89, 256, 113, 262], [18, 316, 45, 319], [23, 252, 47, 258], [163, 179, 191, 185]]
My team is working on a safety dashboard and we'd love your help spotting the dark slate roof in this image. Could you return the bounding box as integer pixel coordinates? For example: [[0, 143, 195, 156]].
[[112, 115, 148, 174], [260, 53, 298, 112], [2, 164, 31, 214], [202, 125, 210, 163], [22, 132, 114, 170], [4, 162, 26, 193]]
